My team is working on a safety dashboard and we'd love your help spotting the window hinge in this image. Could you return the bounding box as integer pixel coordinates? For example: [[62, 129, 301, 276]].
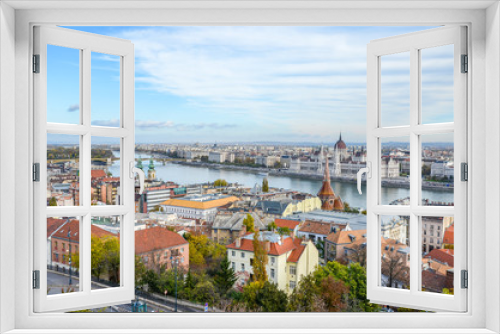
[[461, 54, 468, 73], [33, 163, 40, 182], [461, 270, 468, 289], [33, 270, 40, 289], [33, 54, 40, 73], [461, 162, 468, 181]]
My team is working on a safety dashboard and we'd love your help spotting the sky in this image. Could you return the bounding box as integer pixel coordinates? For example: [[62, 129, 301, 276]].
[[47, 26, 454, 144]]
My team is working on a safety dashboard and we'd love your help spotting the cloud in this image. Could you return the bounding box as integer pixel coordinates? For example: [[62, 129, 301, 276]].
[[135, 120, 174, 128], [136, 119, 237, 132], [92, 119, 120, 127], [67, 104, 79, 112], [108, 26, 446, 142]]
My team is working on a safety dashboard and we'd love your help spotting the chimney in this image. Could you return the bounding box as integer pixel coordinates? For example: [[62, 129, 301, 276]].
[[264, 241, 270, 252], [236, 237, 241, 248]]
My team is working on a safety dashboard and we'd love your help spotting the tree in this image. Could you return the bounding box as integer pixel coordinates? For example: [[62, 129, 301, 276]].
[[343, 243, 367, 268], [135, 256, 147, 287], [242, 214, 255, 233], [319, 276, 349, 312], [315, 261, 380, 312], [90, 236, 106, 280], [103, 237, 120, 283], [48, 197, 58, 206], [422, 164, 431, 176], [242, 281, 288, 312], [267, 221, 277, 231], [262, 177, 269, 193], [251, 230, 268, 282], [214, 256, 238, 297], [213, 179, 228, 187], [277, 226, 291, 236], [381, 251, 409, 289], [287, 273, 321, 312]]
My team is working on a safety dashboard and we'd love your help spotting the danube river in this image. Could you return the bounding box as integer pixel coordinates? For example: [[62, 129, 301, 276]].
[[108, 153, 453, 209]]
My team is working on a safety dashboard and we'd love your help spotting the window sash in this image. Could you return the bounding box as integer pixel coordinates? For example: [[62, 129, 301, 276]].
[[33, 25, 135, 313], [366, 25, 467, 312]]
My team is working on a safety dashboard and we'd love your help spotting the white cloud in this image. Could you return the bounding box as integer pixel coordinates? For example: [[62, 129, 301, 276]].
[[111, 26, 446, 142]]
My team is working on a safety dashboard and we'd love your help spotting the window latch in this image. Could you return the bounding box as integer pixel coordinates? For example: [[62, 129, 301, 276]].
[[357, 161, 371, 195], [130, 161, 145, 194]]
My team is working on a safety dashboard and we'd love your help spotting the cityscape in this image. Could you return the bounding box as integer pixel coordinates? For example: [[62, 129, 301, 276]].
[[46, 133, 455, 313], [44, 25, 455, 313]]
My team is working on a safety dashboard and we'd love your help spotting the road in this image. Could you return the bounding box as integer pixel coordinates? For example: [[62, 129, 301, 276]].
[[47, 271, 201, 313]]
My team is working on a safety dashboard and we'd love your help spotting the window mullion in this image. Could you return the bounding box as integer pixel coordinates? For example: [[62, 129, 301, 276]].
[[409, 47, 420, 295]]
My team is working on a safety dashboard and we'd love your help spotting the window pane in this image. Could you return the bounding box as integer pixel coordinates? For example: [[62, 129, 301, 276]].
[[380, 137, 410, 205], [421, 216, 454, 294], [91, 137, 121, 205], [421, 45, 454, 124], [380, 215, 410, 290], [91, 52, 121, 127], [47, 45, 80, 124], [380, 52, 410, 127], [47, 134, 80, 206], [421, 133, 454, 206], [47, 217, 81, 295], [91, 216, 121, 290]]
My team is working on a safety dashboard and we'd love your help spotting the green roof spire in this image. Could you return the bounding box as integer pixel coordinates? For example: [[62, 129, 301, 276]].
[[136, 157, 143, 170]]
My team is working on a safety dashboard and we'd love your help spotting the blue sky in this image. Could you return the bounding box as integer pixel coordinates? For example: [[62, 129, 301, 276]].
[[47, 26, 454, 144]]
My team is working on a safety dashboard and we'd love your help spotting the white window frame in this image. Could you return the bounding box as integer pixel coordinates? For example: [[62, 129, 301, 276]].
[[1, 2, 498, 334], [32, 25, 136, 313], [366, 26, 467, 312]]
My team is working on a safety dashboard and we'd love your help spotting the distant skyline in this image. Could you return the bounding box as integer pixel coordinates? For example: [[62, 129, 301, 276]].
[[47, 26, 455, 144]]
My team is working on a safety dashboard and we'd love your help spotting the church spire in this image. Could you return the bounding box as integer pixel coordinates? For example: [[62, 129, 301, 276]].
[[323, 152, 330, 182]]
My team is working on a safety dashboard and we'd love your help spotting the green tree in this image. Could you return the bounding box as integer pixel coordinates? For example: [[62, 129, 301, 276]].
[[242, 281, 288, 312], [48, 197, 58, 206], [103, 237, 120, 283], [243, 214, 255, 233], [214, 256, 238, 297], [267, 221, 277, 231], [213, 179, 228, 187], [277, 226, 291, 236], [135, 256, 147, 287], [252, 230, 268, 282], [287, 273, 321, 312], [315, 261, 380, 312], [90, 236, 106, 280], [262, 177, 269, 193]]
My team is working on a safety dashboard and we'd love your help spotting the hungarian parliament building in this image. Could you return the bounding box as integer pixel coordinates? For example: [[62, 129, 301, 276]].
[[285, 134, 401, 179]]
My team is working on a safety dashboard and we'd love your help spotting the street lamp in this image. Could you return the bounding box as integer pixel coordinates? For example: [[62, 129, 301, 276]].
[[67, 227, 72, 286], [170, 256, 179, 312]]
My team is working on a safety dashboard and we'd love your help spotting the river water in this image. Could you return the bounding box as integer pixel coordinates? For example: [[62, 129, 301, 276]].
[[108, 152, 453, 209]]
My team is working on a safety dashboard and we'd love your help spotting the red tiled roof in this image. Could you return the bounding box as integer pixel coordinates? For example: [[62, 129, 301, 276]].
[[102, 177, 120, 182], [227, 235, 299, 257], [47, 218, 67, 238], [326, 229, 366, 245], [91, 169, 107, 179], [421, 270, 448, 293], [287, 243, 305, 263], [135, 226, 188, 255], [299, 220, 336, 236], [424, 249, 454, 267], [52, 219, 115, 242], [274, 218, 300, 230], [443, 225, 454, 245]]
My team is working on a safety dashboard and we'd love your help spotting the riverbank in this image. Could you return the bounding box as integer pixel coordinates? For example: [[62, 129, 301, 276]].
[[173, 161, 454, 192]]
